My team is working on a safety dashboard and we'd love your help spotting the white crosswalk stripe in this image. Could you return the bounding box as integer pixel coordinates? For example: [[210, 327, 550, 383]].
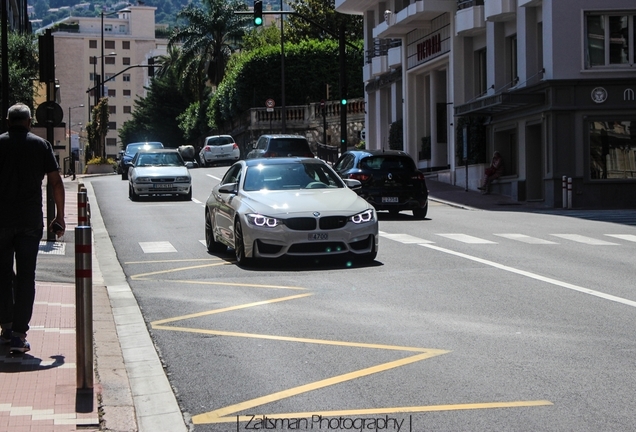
[[494, 234, 558, 244], [550, 234, 619, 245], [139, 241, 178, 253], [605, 234, 636, 242], [379, 232, 433, 244], [437, 234, 497, 244]]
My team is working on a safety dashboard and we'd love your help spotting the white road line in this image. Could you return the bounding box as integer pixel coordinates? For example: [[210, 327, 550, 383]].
[[550, 234, 619, 245], [605, 234, 636, 243], [192, 198, 202, 204], [206, 174, 222, 181], [438, 234, 497, 244], [494, 234, 558, 244], [139, 241, 177, 253], [380, 233, 434, 244], [419, 243, 636, 308]]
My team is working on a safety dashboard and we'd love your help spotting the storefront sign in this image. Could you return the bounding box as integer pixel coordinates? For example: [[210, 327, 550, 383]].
[[417, 34, 442, 62]]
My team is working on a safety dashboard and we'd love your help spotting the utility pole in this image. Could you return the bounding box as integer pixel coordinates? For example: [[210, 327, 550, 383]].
[[339, 23, 347, 154]]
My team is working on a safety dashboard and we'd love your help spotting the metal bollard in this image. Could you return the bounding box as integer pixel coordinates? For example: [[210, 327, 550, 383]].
[[567, 177, 573, 209], [78, 191, 88, 226], [75, 226, 93, 389], [562, 176, 567, 209], [78, 182, 84, 192]]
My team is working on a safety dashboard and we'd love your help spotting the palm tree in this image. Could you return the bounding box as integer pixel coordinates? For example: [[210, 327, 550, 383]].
[[168, 0, 250, 97]]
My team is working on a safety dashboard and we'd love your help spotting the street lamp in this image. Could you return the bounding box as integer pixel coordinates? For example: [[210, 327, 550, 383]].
[[68, 104, 84, 179]]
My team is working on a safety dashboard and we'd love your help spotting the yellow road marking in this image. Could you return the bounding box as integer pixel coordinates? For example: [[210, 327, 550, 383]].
[[192, 351, 449, 424], [200, 400, 553, 424], [162, 280, 308, 290], [125, 258, 223, 264], [151, 294, 312, 325], [131, 262, 228, 279]]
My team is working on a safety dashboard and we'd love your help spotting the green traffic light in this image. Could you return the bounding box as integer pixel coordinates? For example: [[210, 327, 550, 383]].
[[341, 99, 347, 105], [254, 17, 263, 25]]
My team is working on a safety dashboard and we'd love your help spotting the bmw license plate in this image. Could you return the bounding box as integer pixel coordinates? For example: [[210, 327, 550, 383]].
[[153, 183, 173, 189], [308, 233, 328, 240], [382, 197, 399, 203]]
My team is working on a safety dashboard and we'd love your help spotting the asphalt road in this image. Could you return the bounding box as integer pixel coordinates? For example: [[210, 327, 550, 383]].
[[86, 168, 636, 432]]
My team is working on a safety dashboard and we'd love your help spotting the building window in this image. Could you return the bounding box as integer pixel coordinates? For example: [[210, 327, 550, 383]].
[[108, 122, 117, 130], [104, 24, 113, 32], [123, 89, 131, 97], [589, 120, 636, 180], [105, 40, 115, 49], [123, 41, 130, 49], [108, 89, 116, 97], [107, 138, 117, 147], [89, 57, 96, 65], [119, 25, 126, 33], [123, 106, 132, 114], [122, 74, 131, 82], [477, 48, 488, 97], [508, 35, 518, 87], [105, 74, 115, 82], [89, 40, 97, 49], [109, 105, 116, 114], [105, 56, 115, 65], [123, 57, 130, 65], [585, 13, 634, 68]]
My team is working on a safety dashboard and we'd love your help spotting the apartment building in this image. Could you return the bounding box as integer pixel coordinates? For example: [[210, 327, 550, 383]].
[[336, 0, 636, 209], [49, 5, 167, 159]]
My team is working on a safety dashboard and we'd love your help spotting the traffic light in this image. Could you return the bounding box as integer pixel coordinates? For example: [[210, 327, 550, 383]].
[[340, 98, 347, 106], [254, 0, 263, 26], [148, 57, 155, 77]]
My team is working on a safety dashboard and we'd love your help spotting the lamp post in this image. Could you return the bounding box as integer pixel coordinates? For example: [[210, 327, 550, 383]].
[[68, 104, 84, 179]]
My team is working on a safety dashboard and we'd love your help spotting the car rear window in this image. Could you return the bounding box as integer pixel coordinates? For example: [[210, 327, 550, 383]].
[[207, 136, 234, 146], [269, 139, 310, 154], [126, 142, 163, 155], [360, 156, 416, 171]]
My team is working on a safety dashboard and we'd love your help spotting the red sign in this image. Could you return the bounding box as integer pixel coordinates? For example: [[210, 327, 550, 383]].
[[417, 34, 442, 62]]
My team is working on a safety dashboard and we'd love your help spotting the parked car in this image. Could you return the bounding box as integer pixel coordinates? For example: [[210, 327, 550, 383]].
[[333, 149, 429, 219], [128, 149, 193, 201], [119, 141, 164, 180], [204, 157, 378, 266], [198, 135, 240, 167], [246, 134, 315, 159]]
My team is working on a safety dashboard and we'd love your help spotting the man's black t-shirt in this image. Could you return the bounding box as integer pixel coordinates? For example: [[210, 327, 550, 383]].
[[0, 126, 60, 229]]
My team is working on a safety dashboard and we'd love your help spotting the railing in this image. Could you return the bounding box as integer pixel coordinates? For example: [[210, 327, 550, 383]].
[[457, 0, 484, 10], [366, 39, 402, 64]]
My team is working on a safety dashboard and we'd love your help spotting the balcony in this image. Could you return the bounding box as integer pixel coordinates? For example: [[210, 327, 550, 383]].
[[455, 3, 485, 36], [485, 0, 517, 22], [374, 0, 456, 39]]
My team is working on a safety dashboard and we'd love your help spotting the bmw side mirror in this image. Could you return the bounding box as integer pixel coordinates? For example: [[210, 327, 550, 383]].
[[218, 182, 238, 194]]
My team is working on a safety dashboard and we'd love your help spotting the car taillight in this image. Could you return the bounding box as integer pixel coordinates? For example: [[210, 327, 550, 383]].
[[232, 143, 238, 150], [204, 146, 211, 151], [263, 152, 278, 157], [349, 173, 370, 182], [412, 172, 425, 180]]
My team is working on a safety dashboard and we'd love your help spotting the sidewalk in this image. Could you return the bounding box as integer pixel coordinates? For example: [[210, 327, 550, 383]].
[[0, 172, 540, 432]]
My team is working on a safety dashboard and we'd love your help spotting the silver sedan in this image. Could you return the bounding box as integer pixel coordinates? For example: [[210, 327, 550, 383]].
[[128, 149, 193, 201], [204, 158, 378, 266]]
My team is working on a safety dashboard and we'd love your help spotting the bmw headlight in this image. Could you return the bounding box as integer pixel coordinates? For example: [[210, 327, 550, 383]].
[[246, 213, 281, 228], [350, 209, 375, 224]]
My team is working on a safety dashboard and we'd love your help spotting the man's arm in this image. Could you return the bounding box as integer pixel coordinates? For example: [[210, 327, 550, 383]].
[[47, 170, 66, 236]]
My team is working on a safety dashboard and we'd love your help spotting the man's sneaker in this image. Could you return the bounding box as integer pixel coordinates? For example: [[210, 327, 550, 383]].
[[0, 329, 11, 344], [10, 337, 30, 354]]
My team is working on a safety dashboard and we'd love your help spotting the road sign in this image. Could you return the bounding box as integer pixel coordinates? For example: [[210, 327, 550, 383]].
[[265, 98, 275, 109], [35, 101, 63, 126]]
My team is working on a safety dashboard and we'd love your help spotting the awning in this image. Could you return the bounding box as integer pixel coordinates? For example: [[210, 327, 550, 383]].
[[454, 92, 545, 116]]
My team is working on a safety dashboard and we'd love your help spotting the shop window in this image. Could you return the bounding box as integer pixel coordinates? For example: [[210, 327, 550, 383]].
[[585, 13, 634, 68], [589, 120, 636, 180]]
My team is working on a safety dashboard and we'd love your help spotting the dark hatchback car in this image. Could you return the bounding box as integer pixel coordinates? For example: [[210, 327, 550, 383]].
[[333, 149, 429, 219], [246, 134, 315, 159]]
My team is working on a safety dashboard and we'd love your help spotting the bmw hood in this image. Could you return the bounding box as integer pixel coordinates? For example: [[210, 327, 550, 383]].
[[243, 189, 371, 216]]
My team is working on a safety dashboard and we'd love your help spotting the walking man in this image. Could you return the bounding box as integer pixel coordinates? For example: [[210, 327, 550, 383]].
[[0, 103, 66, 354]]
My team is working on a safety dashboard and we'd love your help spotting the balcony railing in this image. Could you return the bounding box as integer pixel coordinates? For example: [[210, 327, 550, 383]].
[[365, 39, 402, 64], [457, 0, 484, 10]]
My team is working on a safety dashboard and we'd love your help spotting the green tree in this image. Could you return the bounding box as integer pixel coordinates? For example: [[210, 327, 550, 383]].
[[240, 24, 281, 51], [0, 31, 39, 112], [168, 0, 250, 92], [118, 72, 190, 147], [286, 0, 362, 43], [85, 98, 109, 161]]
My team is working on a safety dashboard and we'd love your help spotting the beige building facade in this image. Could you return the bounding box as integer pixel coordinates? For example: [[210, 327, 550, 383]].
[[49, 5, 167, 159]]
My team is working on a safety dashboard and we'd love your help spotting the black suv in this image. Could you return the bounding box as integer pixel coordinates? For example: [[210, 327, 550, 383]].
[[246, 134, 315, 159], [333, 149, 429, 219]]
